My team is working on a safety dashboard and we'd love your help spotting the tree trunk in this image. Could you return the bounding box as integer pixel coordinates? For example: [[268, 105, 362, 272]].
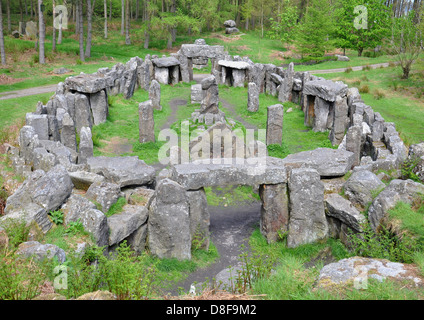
[[125, 0, 131, 44], [170, 0, 176, 43], [0, 0, 6, 65], [38, 0, 45, 64], [144, 0, 150, 49], [109, 0, 112, 21], [52, 0, 56, 52], [6, 0, 11, 33], [121, 0, 125, 35], [31, 0, 34, 19], [76, 1, 80, 36], [25, 0, 28, 16], [19, 0, 24, 23], [358, 47, 364, 57], [79, 0, 85, 61], [104, 0, 108, 38], [85, 0, 96, 58]]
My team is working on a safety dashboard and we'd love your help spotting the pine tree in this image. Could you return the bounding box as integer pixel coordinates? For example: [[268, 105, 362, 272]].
[[295, 0, 335, 58], [0, 0, 6, 65]]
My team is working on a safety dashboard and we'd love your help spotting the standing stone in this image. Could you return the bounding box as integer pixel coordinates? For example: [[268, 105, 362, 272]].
[[346, 125, 362, 167], [266, 104, 284, 145], [74, 93, 93, 135], [138, 101, 155, 143], [90, 89, 108, 125], [148, 179, 191, 260], [25, 113, 49, 141], [232, 69, 246, 87], [155, 67, 169, 84], [60, 112, 77, 152], [313, 97, 331, 132], [329, 96, 349, 146], [278, 62, 294, 103], [259, 183, 289, 243], [191, 84, 203, 104], [247, 82, 259, 112], [19, 126, 41, 166], [287, 168, 328, 248], [78, 127, 93, 164], [149, 80, 162, 110], [187, 189, 210, 250], [200, 75, 220, 114]]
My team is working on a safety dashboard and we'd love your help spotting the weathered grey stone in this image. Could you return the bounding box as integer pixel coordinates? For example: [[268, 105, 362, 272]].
[[259, 183, 289, 243], [170, 157, 287, 190], [346, 125, 362, 167], [16, 241, 66, 263], [266, 104, 284, 145], [138, 100, 155, 143], [107, 205, 148, 246], [86, 181, 122, 213], [303, 80, 348, 102], [329, 96, 349, 146], [26, 113, 49, 141], [74, 93, 93, 135], [191, 84, 203, 104], [287, 168, 328, 248], [19, 126, 41, 165], [247, 82, 259, 112], [60, 112, 77, 152], [278, 63, 294, 103], [200, 75, 220, 114], [25, 21, 37, 38], [69, 171, 105, 190], [90, 90, 108, 125], [325, 193, 365, 232], [149, 80, 162, 110], [312, 97, 331, 132], [225, 27, 240, 34], [152, 57, 180, 68], [318, 257, 423, 288], [78, 127, 93, 165], [247, 63, 267, 92], [87, 156, 156, 187], [281, 148, 355, 177], [368, 179, 424, 230], [218, 60, 250, 70], [61, 194, 108, 246], [2, 165, 73, 233], [65, 73, 107, 93], [33, 147, 58, 172], [187, 189, 210, 250], [343, 170, 386, 208], [121, 57, 140, 99], [154, 67, 169, 84], [148, 179, 191, 260], [223, 20, 236, 28]]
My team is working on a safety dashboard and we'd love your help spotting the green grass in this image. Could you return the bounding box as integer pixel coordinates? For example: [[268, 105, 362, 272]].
[[205, 185, 260, 207], [0, 93, 53, 128], [105, 197, 127, 217], [248, 228, 424, 300]]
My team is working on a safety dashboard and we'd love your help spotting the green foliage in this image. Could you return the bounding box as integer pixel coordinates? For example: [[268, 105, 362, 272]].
[[105, 197, 127, 217], [268, 0, 298, 50], [64, 219, 86, 237], [295, 0, 335, 58], [347, 222, 419, 263], [0, 219, 30, 250], [333, 0, 391, 56], [401, 156, 422, 182], [48, 210, 64, 225]]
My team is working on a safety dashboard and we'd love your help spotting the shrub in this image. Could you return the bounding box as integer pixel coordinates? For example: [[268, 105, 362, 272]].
[[401, 156, 421, 182], [64, 219, 86, 236], [0, 219, 30, 249], [345, 67, 353, 73], [359, 84, 370, 94], [373, 89, 385, 100], [48, 210, 64, 225]]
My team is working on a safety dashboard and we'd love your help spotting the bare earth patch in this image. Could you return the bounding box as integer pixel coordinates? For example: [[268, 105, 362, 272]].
[[0, 73, 24, 86], [99, 137, 133, 155], [211, 32, 245, 43]]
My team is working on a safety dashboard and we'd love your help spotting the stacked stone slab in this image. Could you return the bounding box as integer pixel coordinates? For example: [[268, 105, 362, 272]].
[[151, 57, 180, 85], [224, 20, 240, 34], [218, 60, 250, 87], [138, 101, 155, 143], [266, 104, 284, 145]]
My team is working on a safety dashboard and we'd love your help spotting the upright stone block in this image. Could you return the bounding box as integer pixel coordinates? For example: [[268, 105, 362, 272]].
[[329, 95, 349, 146], [266, 104, 284, 145], [187, 189, 210, 250], [148, 179, 191, 260], [90, 89, 108, 125], [287, 168, 328, 248], [149, 80, 162, 110], [346, 125, 362, 167], [259, 183, 289, 243], [247, 82, 259, 112], [78, 127, 93, 165], [138, 100, 155, 143]]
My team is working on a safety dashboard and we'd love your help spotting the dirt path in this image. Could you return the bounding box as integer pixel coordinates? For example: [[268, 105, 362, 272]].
[[0, 84, 57, 100], [308, 62, 392, 74], [167, 202, 262, 296]]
